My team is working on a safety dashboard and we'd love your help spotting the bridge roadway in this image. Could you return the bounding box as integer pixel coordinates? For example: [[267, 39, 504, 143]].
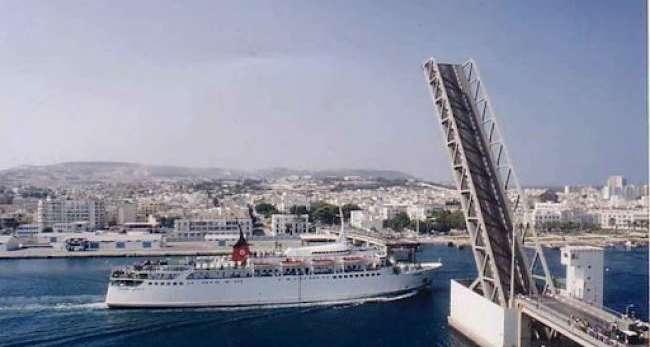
[[517, 294, 645, 346], [327, 228, 419, 250]]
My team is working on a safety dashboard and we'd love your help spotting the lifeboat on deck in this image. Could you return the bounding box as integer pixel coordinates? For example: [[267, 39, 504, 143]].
[[251, 261, 276, 268], [311, 258, 335, 266], [342, 256, 365, 263], [280, 259, 304, 267]]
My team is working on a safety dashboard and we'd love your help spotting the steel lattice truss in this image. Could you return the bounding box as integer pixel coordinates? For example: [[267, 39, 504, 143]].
[[422, 58, 554, 307]]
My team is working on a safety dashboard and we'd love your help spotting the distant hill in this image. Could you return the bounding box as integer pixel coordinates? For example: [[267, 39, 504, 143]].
[[254, 167, 415, 180], [0, 162, 415, 186]]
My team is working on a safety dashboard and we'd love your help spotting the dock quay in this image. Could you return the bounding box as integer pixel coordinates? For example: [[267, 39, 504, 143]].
[[0, 239, 302, 260]]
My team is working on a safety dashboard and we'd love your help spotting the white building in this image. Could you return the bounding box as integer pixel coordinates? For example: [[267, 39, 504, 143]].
[[271, 214, 309, 236], [606, 175, 626, 198], [349, 210, 384, 231], [560, 246, 604, 307], [117, 202, 137, 225], [530, 202, 597, 227], [172, 217, 252, 241], [594, 208, 649, 230], [623, 184, 641, 201], [15, 224, 40, 238], [530, 202, 566, 226], [601, 186, 610, 200], [45, 232, 163, 251], [350, 210, 367, 229], [37, 198, 106, 231]]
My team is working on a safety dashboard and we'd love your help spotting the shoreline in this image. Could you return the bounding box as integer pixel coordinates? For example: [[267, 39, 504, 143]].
[[417, 234, 648, 248], [0, 234, 646, 260], [0, 241, 285, 260]]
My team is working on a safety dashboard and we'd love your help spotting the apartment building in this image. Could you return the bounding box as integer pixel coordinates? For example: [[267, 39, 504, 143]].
[[37, 198, 106, 232]]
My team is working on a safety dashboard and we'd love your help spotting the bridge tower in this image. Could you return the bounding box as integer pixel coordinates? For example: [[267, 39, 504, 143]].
[[422, 58, 554, 307]]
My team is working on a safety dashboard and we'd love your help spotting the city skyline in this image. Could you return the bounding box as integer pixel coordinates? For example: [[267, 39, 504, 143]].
[[0, 1, 647, 186], [1, 160, 648, 187]]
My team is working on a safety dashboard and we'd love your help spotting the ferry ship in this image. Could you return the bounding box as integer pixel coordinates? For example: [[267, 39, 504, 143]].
[[105, 227, 442, 308]]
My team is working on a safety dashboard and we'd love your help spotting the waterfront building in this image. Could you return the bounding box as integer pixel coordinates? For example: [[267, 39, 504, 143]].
[[37, 198, 106, 232], [15, 224, 40, 238], [43, 232, 163, 251], [171, 216, 252, 241], [530, 202, 597, 227], [529, 202, 570, 226], [271, 214, 309, 236], [593, 208, 649, 230]]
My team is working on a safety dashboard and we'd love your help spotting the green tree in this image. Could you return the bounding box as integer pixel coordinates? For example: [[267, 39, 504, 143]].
[[429, 209, 466, 233], [383, 212, 411, 232], [255, 202, 278, 218], [309, 201, 339, 225]]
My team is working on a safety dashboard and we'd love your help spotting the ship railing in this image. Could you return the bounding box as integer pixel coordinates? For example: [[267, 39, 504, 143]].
[[124, 265, 192, 272]]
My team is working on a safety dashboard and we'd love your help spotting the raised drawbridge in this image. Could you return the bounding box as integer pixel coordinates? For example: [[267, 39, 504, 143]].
[[422, 58, 648, 347], [422, 58, 553, 307]]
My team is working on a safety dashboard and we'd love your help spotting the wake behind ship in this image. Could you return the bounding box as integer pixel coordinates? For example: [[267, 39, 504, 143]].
[[105, 229, 442, 308]]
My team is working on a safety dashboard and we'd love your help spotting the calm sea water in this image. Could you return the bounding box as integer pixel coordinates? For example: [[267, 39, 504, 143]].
[[0, 245, 646, 347]]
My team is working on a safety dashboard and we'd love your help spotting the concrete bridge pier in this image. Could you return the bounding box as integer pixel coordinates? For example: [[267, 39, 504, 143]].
[[517, 312, 533, 346]]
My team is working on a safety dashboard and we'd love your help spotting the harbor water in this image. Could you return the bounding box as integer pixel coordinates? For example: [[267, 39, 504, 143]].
[[0, 245, 646, 347]]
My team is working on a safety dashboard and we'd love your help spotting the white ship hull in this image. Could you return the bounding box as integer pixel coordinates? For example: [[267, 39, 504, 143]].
[[105, 266, 437, 308]]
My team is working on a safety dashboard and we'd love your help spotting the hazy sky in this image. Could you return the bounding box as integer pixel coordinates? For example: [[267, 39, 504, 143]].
[[0, 1, 646, 185]]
